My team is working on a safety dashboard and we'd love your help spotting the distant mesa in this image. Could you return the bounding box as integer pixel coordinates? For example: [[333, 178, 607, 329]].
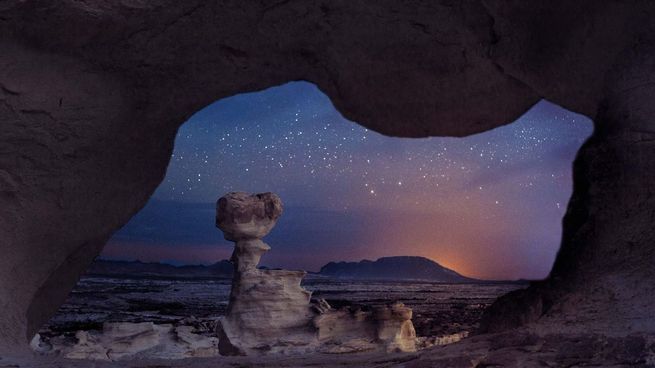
[[318, 256, 476, 283], [88, 256, 476, 283]]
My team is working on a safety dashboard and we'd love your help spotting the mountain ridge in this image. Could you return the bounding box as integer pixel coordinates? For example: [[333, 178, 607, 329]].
[[88, 256, 480, 282], [318, 256, 476, 282]]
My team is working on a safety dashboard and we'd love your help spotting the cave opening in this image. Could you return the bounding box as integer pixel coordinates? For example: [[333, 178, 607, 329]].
[[35, 81, 592, 359]]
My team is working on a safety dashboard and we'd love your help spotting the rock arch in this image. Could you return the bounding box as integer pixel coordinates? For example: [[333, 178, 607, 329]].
[[1, 0, 654, 355]]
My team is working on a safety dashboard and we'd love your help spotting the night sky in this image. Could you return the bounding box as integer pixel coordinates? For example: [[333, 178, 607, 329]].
[[102, 82, 592, 280]]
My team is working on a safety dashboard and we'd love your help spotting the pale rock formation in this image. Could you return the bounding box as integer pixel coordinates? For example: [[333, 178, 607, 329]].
[[35, 192, 418, 360], [215, 192, 417, 355], [2, 1, 655, 360], [374, 303, 417, 352], [215, 192, 318, 355], [51, 322, 219, 361], [314, 303, 417, 353]]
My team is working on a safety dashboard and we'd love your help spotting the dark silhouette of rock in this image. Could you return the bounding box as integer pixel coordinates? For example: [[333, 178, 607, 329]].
[[319, 256, 474, 282]]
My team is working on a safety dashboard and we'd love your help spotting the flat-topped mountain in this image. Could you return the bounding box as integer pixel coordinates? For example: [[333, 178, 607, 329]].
[[318, 256, 476, 282]]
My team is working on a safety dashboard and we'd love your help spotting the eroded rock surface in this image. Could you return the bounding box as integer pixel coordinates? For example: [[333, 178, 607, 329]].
[[14, 330, 655, 368], [315, 302, 417, 354], [215, 192, 316, 355], [39, 321, 219, 361], [215, 192, 416, 355]]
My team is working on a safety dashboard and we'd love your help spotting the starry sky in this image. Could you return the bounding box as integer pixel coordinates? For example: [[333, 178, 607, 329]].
[[101, 81, 592, 280]]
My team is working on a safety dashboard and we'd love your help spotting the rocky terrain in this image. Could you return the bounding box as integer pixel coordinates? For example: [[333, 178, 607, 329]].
[[16, 330, 655, 368], [214, 192, 417, 355], [32, 320, 220, 360], [33, 276, 522, 362], [40, 275, 521, 346]]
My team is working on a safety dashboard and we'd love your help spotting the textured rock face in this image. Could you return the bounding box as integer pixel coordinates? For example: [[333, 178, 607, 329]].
[[1, 0, 655, 356], [39, 322, 219, 360], [215, 192, 319, 355], [216, 192, 283, 242], [374, 304, 417, 352], [215, 192, 417, 355]]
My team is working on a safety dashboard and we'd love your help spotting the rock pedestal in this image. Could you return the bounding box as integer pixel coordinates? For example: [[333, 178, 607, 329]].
[[215, 192, 317, 355], [215, 192, 417, 355]]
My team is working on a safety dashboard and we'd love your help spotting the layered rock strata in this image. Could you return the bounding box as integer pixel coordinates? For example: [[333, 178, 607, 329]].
[[214, 192, 316, 355], [215, 192, 416, 355]]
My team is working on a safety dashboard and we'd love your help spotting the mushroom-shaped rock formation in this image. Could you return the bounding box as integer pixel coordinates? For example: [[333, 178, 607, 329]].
[[215, 192, 417, 355], [36, 321, 220, 361], [215, 192, 316, 355]]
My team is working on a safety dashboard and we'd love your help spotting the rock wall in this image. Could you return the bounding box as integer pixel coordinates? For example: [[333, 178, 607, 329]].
[[1, 0, 655, 354], [481, 33, 655, 335]]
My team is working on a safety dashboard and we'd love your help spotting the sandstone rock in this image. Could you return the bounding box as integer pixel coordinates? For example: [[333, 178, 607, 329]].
[[314, 303, 417, 353], [13, 331, 655, 368], [174, 326, 220, 358], [315, 308, 377, 346], [216, 192, 283, 241], [374, 303, 417, 352], [60, 322, 219, 361], [215, 192, 418, 355], [216, 192, 318, 355]]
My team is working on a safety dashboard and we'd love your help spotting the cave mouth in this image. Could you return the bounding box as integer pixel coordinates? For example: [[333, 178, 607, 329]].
[[35, 81, 592, 359]]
